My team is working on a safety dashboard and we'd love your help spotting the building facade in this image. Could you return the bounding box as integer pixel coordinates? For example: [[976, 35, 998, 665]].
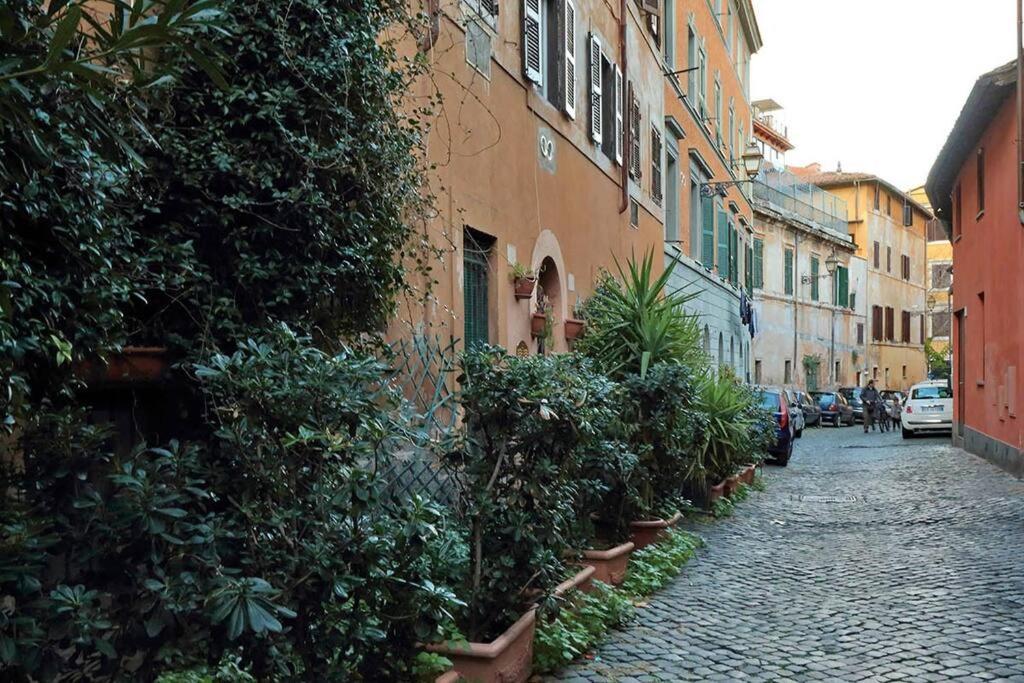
[[796, 170, 930, 391], [660, 0, 762, 379], [908, 185, 953, 370], [749, 116, 865, 391], [400, 0, 668, 355], [926, 60, 1023, 475]]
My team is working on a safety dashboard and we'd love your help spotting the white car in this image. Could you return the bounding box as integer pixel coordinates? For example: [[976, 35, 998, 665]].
[[901, 381, 953, 438]]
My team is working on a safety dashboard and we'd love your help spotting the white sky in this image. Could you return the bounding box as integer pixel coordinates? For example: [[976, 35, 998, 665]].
[[751, 0, 1019, 190]]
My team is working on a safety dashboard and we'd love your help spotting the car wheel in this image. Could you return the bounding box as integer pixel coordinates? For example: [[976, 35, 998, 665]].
[[778, 442, 792, 466], [795, 428, 803, 438], [902, 426, 913, 439]]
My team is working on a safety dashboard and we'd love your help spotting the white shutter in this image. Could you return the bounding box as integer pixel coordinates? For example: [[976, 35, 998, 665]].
[[481, 0, 498, 30], [589, 34, 602, 144], [563, 0, 576, 118], [614, 65, 623, 164], [524, 0, 542, 84], [640, 0, 660, 14]]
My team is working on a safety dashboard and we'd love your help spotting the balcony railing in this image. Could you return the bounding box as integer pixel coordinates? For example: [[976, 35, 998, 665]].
[[752, 170, 850, 239]]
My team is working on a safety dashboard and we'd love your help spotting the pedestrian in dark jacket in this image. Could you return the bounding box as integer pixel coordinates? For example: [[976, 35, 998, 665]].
[[862, 380, 880, 433]]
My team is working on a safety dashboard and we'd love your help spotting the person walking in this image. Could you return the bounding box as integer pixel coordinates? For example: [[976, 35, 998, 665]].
[[861, 380, 881, 433]]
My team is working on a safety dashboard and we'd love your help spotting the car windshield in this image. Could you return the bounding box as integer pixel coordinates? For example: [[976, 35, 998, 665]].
[[757, 391, 780, 410], [812, 392, 834, 407], [912, 386, 953, 400], [839, 388, 861, 403]]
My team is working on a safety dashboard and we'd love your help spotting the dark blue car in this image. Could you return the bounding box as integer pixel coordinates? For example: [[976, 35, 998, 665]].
[[755, 388, 795, 466]]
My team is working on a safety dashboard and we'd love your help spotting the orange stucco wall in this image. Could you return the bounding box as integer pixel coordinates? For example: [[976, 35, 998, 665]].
[[394, 0, 665, 356], [950, 96, 1023, 456]]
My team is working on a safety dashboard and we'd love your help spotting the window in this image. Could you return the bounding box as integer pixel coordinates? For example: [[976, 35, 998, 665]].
[[835, 361, 841, 384], [885, 306, 895, 341], [588, 34, 602, 145], [745, 242, 753, 292], [902, 365, 908, 379], [931, 311, 950, 337], [784, 247, 794, 295], [598, 53, 621, 162], [873, 241, 880, 269], [755, 359, 762, 384], [784, 359, 792, 384], [886, 246, 892, 273], [903, 202, 913, 227], [665, 147, 679, 242], [901, 254, 910, 281], [466, 20, 492, 78], [525, 0, 576, 114], [713, 76, 722, 137], [690, 162, 705, 259], [810, 255, 820, 301], [727, 100, 734, 164], [976, 147, 985, 215], [716, 206, 729, 276], [978, 291, 986, 383], [873, 366, 879, 381], [701, 190, 715, 268], [697, 48, 707, 117], [463, 228, 493, 348], [927, 220, 946, 242], [663, 0, 675, 68], [857, 322, 865, 345], [849, 292, 856, 310], [886, 194, 892, 216], [901, 310, 911, 343], [686, 26, 697, 98], [753, 237, 764, 288], [873, 183, 880, 211], [872, 305, 883, 341]]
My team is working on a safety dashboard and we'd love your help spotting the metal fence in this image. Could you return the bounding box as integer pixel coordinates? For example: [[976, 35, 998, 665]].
[[381, 333, 462, 505], [753, 170, 850, 238]]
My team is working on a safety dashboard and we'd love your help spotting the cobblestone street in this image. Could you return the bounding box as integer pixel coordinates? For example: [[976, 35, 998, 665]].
[[551, 426, 1024, 682]]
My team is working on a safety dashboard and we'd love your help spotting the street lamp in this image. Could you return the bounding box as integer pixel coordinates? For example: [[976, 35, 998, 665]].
[[701, 140, 764, 197], [825, 251, 840, 277]]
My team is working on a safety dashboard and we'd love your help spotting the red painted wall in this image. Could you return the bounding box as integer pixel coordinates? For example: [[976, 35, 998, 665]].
[[950, 96, 1024, 454]]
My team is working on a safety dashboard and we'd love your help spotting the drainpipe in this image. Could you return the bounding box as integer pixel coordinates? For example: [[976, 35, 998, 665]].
[[619, 0, 629, 214], [1017, 0, 1023, 223], [793, 229, 799, 386]]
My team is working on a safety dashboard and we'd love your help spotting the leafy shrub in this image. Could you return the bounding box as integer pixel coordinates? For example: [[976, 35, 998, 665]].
[[694, 373, 775, 489], [532, 581, 635, 674], [620, 530, 703, 598], [449, 349, 626, 640]]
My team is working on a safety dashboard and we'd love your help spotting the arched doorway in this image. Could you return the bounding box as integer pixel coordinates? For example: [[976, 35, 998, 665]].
[[536, 257, 562, 354]]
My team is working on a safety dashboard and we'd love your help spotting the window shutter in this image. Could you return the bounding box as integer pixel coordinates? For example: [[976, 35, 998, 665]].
[[745, 243, 753, 291], [784, 249, 793, 295], [810, 257, 819, 301], [753, 238, 763, 288], [480, 0, 498, 29], [628, 88, 642, 180], [717, 209, 729, 275], [872, 306, 883, 341], [588, 34, 602, 143], [701, 197, 715, 268], [523, 0, 542, 84], [903, 202, 912, 227], [836, 266, 849, 307], [651, 126, 663, 205], [563, 0, 576, 118], [614, 66, 623, 164]]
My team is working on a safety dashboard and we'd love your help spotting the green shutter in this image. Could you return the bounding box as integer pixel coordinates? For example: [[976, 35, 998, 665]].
[[745, 243, 753, 292], [753, 238, 763, 288], [836, 266, 849, 308], [701, 197, 715, 268], [784, 249, 793, 295], [717, 209, 729, 276], [463, 244, 490, 348], [729, 224, 738, 285], [810, 257, 819, 301]]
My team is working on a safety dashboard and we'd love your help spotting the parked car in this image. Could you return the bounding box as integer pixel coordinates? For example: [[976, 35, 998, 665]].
[[755, 387, 795, 465], [902, 380, 953, 438], [880, 390, 905, 425], [784, 388, 805, 438], [811, 391, 854, 427], [838, 387, 865, 422], [797, 391, 821, 427]]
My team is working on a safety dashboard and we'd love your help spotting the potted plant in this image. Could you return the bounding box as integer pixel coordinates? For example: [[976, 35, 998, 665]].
[[629, 511, 684, 550], [75, 346, 170, 386], [564, 299, 586, 342], [435, 350, 603, 683], [510, 262, 537, 300]]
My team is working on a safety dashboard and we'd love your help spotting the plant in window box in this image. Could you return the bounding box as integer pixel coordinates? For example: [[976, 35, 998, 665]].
[[510, 262, 538, 300]]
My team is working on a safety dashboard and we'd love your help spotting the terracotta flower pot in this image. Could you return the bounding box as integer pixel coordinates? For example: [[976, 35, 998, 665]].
[[554, 565, 596, 597], [580, 541, 634, 586], [530, 313, 548, 338], [75, 346, 169, 386], [426, 608, 537, 683], [514, 276, 537, 300], [563, 318, 585, 341], [435, 672, 460, 683], [629, 511, 684, 550], [724, 475, 740, 498], [708, 481, 726, 506], [741, 464, 756, 485]]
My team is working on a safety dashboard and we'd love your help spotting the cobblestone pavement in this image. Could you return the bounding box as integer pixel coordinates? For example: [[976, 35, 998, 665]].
[[550, 426, 1024, 682]]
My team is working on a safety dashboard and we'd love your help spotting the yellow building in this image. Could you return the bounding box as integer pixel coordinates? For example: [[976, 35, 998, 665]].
[[796, 169, 930, 391], [908, 185, 952, 367]]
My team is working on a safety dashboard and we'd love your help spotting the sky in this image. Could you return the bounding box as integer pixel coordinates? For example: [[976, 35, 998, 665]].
[[751, 0, 1019, 191]]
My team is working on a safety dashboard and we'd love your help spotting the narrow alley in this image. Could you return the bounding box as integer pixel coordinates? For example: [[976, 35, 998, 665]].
[[552, 430, 1024, 682]]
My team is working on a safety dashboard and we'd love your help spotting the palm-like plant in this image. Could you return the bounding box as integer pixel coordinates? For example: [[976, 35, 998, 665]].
[[578, 250, 703, 379]]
